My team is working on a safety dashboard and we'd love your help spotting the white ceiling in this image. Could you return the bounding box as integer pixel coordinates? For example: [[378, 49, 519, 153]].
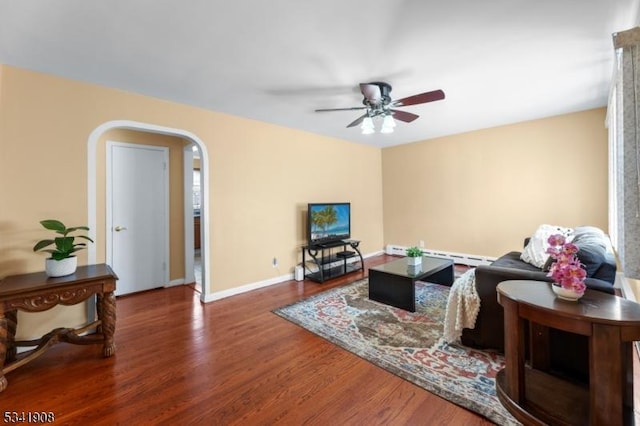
[[0, 1, 638, 148]]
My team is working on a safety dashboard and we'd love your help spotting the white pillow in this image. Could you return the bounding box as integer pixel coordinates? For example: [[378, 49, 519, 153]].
[[520, 224, 574, 268]]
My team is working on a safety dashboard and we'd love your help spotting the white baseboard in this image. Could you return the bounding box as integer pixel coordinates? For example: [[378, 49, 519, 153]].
[[202, 272, 295, 303], [201, 250, 383, 303], [167, 278, 185, 287], [384, 244, 495, 267]]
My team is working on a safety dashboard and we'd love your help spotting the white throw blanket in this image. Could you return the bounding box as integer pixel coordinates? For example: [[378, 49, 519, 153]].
[[443, 268, 480, 343]]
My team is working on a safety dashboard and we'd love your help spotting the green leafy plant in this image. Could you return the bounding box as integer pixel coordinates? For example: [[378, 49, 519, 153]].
[[33, 219, 94, 260], [406, 246, 422, 257]]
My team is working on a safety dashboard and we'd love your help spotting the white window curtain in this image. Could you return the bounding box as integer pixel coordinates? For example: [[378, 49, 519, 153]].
[[610, 26, 640, 279]]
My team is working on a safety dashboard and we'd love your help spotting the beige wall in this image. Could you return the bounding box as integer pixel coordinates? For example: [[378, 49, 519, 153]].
[[382, 108, 609, 258], [0, 64, 609, 339], [0, 65, 384, 338]]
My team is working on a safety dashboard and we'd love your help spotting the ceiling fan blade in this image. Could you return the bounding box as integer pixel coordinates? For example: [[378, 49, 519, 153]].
[[359, 83, 382, 103], [392, 89, 445, 107], [346, 114, 368, 128], [390, 109, 419, 123], [315, 106, 367, 112]]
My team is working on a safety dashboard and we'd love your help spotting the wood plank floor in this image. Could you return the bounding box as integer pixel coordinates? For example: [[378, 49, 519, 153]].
[[0, 255, 514, 424]]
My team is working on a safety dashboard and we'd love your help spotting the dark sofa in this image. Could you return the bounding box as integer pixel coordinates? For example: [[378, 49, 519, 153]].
[[460, 226, 617, 379]]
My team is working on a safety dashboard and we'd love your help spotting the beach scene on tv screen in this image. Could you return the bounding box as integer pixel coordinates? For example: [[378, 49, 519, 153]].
[[310, 204, 350, 240]]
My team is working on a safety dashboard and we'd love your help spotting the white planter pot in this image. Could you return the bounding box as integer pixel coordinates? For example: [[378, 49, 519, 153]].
[[407, 264, 421, 275], [551, 283, 584, 301], [45, 256, 77, 278], [407, 256, 422, 266]]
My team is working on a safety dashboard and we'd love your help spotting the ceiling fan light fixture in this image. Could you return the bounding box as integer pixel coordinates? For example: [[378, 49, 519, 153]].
[[315, 82, 445, 135], [381, 114, 396, 133], [361, 116, 374, 134]]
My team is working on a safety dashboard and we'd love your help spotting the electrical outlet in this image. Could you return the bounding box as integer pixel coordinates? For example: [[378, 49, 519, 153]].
[[419, 240, 425, 248], [272, 257, 278, 268]]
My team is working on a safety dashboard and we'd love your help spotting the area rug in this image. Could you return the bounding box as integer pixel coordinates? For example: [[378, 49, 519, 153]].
[[274, 279, 518, 426]]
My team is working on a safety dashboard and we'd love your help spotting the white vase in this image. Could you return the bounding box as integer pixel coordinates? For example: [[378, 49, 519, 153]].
[[45, 256, 78, 278], [407, 256, 422, 266], [407, 264, 421, 275], [551, 283, 584, 301]]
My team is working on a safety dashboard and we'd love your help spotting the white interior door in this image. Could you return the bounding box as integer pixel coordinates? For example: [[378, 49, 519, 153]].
[[107, 142, 169, 296]]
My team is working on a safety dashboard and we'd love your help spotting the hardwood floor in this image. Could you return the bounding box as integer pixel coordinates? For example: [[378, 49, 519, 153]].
[[0, 255, 492, 424]]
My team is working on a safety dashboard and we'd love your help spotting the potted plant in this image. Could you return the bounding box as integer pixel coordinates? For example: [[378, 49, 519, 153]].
[[545, 234, 587, 301], [33, 219, 94, 277], [406, 246, 423, 266]]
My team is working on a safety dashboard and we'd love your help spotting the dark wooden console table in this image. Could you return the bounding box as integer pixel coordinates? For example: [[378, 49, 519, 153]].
[[496, 280, 640, 425], [0, 264, 118, 392]]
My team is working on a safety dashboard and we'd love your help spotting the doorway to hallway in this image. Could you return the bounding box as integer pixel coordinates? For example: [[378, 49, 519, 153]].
[[88, 120, 211, 303]]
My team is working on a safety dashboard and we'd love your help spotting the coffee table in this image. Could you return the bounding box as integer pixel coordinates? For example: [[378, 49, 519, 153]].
[[368, 256, 454, 312]]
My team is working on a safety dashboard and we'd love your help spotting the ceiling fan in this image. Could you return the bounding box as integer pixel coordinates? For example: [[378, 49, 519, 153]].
[[315, 82, 445, 133]]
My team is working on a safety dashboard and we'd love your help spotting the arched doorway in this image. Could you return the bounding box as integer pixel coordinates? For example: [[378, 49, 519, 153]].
[[87, 120, 210, 302]]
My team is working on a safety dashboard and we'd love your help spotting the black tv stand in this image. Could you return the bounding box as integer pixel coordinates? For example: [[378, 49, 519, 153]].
[[302, 239, 363, 283]]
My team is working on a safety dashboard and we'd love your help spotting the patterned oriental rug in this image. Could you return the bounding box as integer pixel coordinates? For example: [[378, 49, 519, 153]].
[[273, 279, 518, 426]]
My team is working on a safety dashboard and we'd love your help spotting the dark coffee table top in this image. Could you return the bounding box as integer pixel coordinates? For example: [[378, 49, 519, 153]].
[[369, 256, 453, 280]]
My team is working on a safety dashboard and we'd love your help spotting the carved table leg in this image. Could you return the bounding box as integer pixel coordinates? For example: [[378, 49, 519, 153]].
[[96, 294, 103, 334], [5, 310, 17, 362], [0, 313, 9, 392], [100, 292, 116, 357]]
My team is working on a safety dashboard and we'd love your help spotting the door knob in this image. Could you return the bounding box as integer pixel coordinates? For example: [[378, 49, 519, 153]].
[[114, 226, 127, 232]]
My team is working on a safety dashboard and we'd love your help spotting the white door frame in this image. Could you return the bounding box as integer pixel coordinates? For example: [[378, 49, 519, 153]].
[[87, 120, 210, 303], [183, 146, 196, 285]]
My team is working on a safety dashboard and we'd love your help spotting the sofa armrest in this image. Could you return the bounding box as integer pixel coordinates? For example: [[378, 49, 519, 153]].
[[474, 265, 614, 295], [461, 265, 551, 351], [474, 265, 550, 298], [584, 277, 615, 294]]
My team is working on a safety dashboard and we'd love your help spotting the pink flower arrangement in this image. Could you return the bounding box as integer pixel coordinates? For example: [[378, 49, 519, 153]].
[[546, 234, 587, 294]]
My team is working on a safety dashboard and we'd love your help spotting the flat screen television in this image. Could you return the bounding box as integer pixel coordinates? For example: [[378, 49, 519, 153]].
[[307, 202, 351, 246]]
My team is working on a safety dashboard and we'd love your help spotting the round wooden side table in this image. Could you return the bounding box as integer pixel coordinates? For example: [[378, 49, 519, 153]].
[[495, 280, 640, 425]]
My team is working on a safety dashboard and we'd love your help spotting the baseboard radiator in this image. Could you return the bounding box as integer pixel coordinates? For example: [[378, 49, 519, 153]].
[[385, 244, 495, 267]]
